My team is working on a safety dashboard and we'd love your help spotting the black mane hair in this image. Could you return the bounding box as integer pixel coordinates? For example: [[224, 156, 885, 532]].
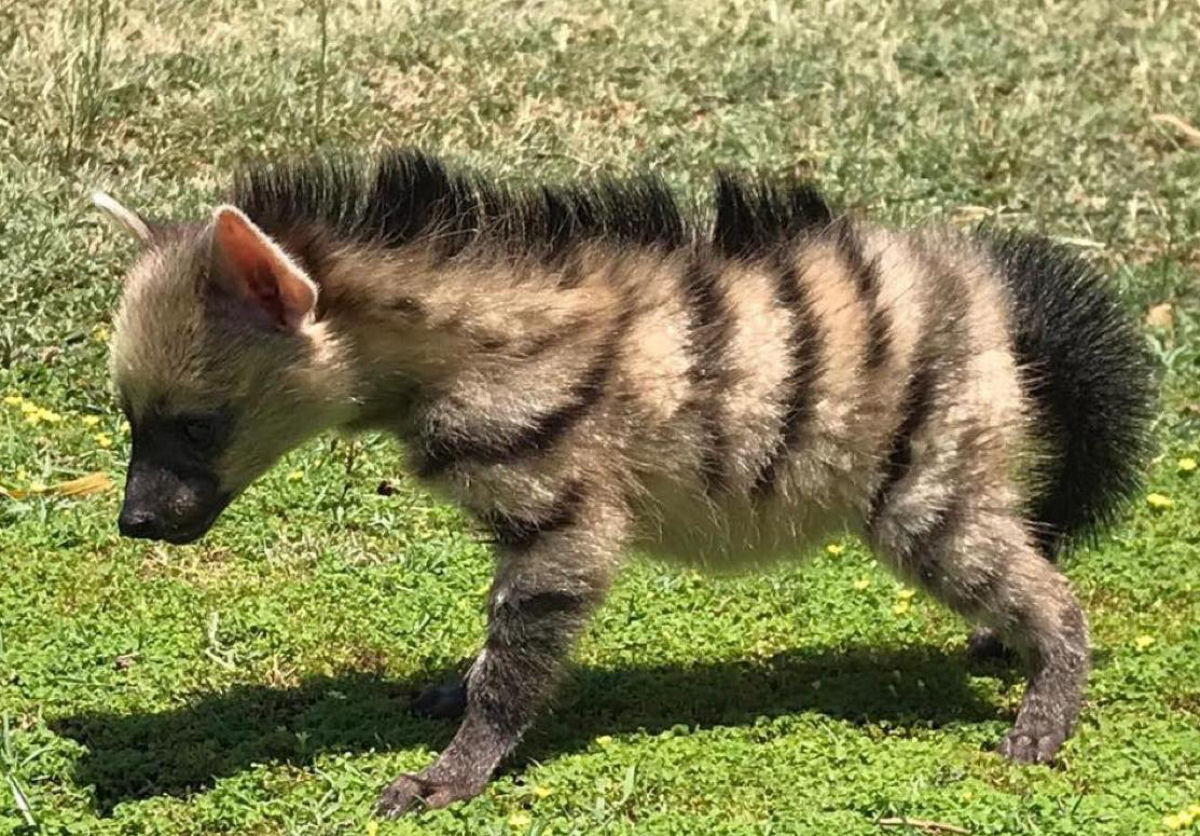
[[711, 172, 833, 257], [228, 148, 835, 262]]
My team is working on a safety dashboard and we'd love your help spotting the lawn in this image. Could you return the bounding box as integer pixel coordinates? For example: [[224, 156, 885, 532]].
[[1, 0, 1198, 833]]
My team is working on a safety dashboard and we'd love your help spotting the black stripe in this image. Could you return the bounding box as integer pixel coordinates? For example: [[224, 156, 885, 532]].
[[834, 219, 891, 371], [488, 588, 596, 656], [417, 355, 610, 477], [506, 590, 593, 620], [483, 483, 583, 552], [751, 256, 824, 498], [417, 318, 628, 477], [867, 265, 971, 527], [865, 309, 891, 370], [681, 253, 734, 494], [869, 360, 937, 513]]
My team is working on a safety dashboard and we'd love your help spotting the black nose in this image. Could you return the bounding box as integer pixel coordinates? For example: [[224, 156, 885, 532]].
[[119, 507, 163, 539]]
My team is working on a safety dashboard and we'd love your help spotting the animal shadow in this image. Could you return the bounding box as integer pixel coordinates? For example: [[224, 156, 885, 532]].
[[54, 643, 1004, 813]]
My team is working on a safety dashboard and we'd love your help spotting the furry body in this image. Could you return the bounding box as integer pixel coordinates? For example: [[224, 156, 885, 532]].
[[101, 149, 1154, 816]]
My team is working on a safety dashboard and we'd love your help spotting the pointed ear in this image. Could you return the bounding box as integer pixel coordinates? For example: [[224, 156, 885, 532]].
[[92, 191, 154, 245], [208, 205, 318, 332]]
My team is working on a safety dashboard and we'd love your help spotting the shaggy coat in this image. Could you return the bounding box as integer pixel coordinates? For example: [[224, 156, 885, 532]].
[[97, 149, 1155, 816]]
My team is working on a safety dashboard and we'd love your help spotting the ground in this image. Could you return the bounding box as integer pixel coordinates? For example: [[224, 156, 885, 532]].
[[1, 1, 1198, 833]]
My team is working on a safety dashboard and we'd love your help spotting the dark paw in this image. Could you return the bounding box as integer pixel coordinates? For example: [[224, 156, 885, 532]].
[[997, 723, 1067, 765], [412, 682, 467, 720], [375, 771, 483, 817], [966, 627, 1017, 666]]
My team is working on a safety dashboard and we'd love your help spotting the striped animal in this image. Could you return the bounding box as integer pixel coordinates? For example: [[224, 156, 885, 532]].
[[94, 149, 1154, 816]]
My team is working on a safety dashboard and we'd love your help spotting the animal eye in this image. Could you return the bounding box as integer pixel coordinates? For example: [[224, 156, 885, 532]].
[[181, 415, 218, 447]]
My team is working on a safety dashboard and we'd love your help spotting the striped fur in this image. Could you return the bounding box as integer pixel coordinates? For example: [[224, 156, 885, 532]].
[[100, 148, 1155, 817]]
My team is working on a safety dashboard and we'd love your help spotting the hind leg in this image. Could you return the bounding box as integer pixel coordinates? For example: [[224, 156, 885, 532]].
[[965, 530, 1064, 666], [872, 503, 1089, 764]]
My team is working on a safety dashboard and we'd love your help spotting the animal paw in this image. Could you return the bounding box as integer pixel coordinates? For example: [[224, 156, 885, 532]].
[[375, 770, 484, 817], [998, 723, 1067, 765]]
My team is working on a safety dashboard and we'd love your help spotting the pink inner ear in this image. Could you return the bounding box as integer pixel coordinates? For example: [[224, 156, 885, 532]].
[[212, 208, 316, 331]]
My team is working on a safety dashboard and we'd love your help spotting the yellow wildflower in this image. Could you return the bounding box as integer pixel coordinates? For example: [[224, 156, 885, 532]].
[[508, 811, 532, 829], [1179, 457, 1197, 474], [1135, 635, 1155, 651], [82, 415, 101, 427], [897, 588, 916, 600], [853, 577, 871, 590], [595, 735, 613, 747], [1163, 809, 1196, 831], [892, 600, 911, 616], [20, 401, 38, 414], [825, 543, 844, 556], [38, 408, 62, 423], [94, 432, 113, 448], [366, 821, 378, 836], [532, 785, 553, 799], [1147, 493, 1173, 510], [3, 395, 22, 407], [93, 325, 110, 343], [287, 470, 303, 481]]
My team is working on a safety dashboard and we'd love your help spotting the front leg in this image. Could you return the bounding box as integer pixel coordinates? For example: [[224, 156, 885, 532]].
[[377, 491, 623, 817]]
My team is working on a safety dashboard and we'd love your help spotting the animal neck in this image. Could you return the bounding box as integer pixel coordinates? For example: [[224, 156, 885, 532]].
[[302, 238, 629, 432]]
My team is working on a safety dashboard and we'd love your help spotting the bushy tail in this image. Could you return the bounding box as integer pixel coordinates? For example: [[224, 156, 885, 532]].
[[983, 231, 1157, 557]]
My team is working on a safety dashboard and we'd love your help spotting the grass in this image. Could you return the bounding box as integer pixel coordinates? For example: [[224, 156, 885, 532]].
[[1, 0, 1198, 833]]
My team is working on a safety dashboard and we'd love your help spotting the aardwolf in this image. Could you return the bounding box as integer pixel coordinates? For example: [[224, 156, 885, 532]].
[[94, 149, 1154, 815]]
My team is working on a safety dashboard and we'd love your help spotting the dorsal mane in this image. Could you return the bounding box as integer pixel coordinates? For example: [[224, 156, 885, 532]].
[[228, 148, 835, 262]]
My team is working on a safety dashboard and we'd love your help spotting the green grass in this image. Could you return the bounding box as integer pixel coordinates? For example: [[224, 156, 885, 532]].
[[1, 0, 1199, 833]]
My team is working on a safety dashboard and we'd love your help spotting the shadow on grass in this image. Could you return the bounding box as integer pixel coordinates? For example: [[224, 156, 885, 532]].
[[53, 644, 1004, 813]]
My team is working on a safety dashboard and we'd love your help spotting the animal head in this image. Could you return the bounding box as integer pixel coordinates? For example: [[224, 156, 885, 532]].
[[94, 192, 350, 544]]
